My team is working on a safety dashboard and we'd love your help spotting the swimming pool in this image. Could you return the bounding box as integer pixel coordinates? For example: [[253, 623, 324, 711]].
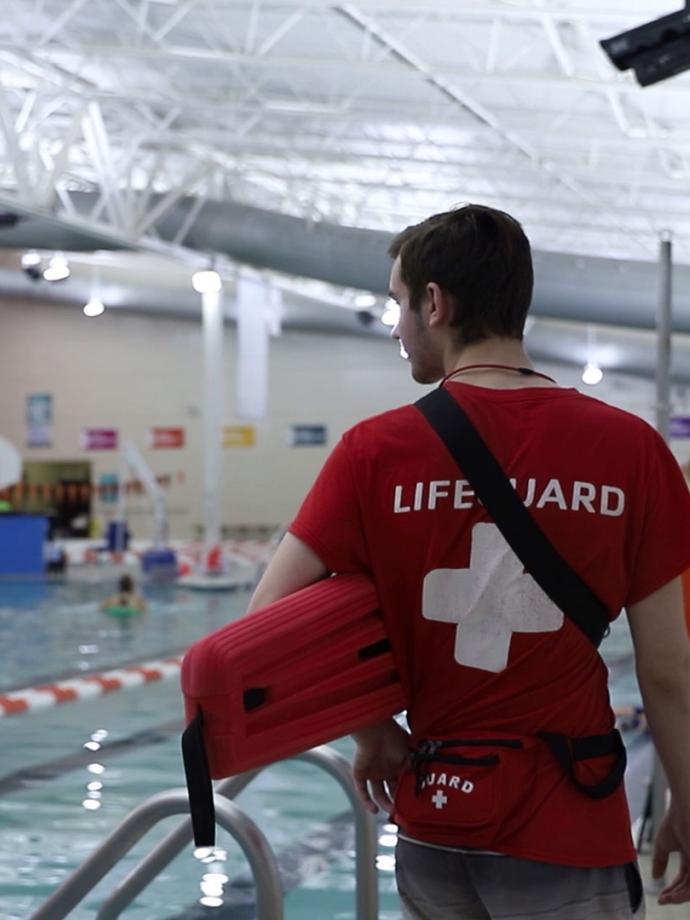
[[0, 574, 404, 918], [0, 572, 251, 692], [0, 575, 646, 918]]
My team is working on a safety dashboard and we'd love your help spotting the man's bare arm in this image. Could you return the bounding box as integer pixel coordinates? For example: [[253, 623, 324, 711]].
[[627, 575, 690, 903], [246, 531, 328, 613], [245, 531, 408, 810]]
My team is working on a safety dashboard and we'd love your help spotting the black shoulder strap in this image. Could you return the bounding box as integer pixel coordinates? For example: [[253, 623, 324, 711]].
[[415, 387, 610, 648]]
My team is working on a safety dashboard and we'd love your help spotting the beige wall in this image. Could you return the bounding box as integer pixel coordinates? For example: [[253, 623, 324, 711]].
[[4, 296, 686, 540], [2, 297, 421, 539]]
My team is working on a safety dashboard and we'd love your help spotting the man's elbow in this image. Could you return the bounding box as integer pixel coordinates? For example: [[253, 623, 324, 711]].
[[637, 650, 690, 697]]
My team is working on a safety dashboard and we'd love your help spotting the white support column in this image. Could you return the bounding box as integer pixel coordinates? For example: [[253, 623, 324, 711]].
[[236, 274, 270, 421], [656, 233, 673, 440], [650, 232, 673, 847], [195, 271, 224, 557]]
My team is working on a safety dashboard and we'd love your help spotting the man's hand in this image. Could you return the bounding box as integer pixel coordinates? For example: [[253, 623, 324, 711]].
[[351, 719, 410, 815], [652, 805, 690, 904]]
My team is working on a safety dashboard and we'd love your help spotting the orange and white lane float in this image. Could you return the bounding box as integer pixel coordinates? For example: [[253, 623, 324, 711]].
[[0, 655, 184, 718]]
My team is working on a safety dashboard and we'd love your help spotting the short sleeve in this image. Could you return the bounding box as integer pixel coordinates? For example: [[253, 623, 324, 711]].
[[625, 429, 690, 606], [289, 435, 369, 574]]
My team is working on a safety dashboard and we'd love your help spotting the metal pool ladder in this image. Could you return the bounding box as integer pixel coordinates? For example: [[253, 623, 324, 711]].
[[30, 744, 379, 920]]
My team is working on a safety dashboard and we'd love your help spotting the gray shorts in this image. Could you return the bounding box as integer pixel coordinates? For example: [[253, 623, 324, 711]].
[[396, 837, 645, 920]]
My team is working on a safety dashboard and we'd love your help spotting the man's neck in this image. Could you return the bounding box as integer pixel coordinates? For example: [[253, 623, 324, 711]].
[[441, 339, 556, 389], [444, 339, 532, 374]]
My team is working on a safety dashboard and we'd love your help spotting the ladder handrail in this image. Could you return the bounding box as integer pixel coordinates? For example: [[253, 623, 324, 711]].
[[97, 770, 261, 920], [98, 745, 378, 919], [29, 789, 283, 920], [31, 745, 380, 920]]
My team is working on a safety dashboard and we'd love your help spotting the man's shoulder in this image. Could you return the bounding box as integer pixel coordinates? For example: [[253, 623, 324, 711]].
[[342, 402, 421, 442], [565, 389, 656, 434], [338, 388, 660, 456]]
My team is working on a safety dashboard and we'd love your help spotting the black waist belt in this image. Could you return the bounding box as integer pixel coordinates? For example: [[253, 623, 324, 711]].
[[537, 729, 627, 799], [410, 730, 627, 800]]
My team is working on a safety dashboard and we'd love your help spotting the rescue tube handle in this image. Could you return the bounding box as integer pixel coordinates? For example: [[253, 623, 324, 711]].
[[181, 708, 216, 847]]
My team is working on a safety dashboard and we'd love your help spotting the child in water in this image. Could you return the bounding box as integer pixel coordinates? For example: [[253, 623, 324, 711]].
[[100, 574, 147, 614]]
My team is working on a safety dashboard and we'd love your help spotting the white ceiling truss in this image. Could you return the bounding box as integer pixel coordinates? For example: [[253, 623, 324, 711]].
[[0, 0, 689, 264]]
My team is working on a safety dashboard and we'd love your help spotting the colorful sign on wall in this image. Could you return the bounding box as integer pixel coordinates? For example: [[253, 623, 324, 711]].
[[149, 427, 185, 449], [98, 473, 119, 504], [26, 393, 53, 448], [223, 425, 256, 448], [290, 424, 327, 447], [670, 416, 690, 438], [82, 428, 118, 451]]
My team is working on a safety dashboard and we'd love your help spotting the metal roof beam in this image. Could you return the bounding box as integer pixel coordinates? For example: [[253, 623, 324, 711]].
[[152, 0, 204, 42], [176, 2, 672, 24], [6, 42, 686, 100], [0, 85, 33, 201], [36, 0, 90, 48]]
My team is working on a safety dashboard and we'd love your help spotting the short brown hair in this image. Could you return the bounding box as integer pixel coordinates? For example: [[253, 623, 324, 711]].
[[389, 204, 533, 345]]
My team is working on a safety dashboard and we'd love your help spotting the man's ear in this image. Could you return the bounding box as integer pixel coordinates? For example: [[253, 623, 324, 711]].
[[426, 282, 452, 328]]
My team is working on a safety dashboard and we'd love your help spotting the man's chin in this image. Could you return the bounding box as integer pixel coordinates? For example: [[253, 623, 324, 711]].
[[411, 367, 444, 385]]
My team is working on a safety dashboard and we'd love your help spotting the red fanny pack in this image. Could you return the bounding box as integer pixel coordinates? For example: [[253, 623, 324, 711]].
[[181, 574, 407, 846], [394, 730, 627, 850]]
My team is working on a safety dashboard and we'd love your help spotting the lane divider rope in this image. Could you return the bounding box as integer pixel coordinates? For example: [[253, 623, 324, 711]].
[[0, 656, 184, 718]]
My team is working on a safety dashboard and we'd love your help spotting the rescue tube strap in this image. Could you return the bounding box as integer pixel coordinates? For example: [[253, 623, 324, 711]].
[[181, 708, 216, 847], [415, 387, 610, 648], [538, 729, 627, 800]]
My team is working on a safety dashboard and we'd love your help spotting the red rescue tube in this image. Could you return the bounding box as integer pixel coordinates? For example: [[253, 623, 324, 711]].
[[181, 574, 406, 778], [181, 574, 406, 845]]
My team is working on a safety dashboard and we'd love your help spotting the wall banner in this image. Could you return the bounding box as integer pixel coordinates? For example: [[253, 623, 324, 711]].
[[290, 424, 327, 447], [670, 416, 690, 438], [26, 393, 53, 448], [82, 428, 118, 451], [98, 473, 119, 503], [149, 427, 185, 449], [223, 425, 256, 448]]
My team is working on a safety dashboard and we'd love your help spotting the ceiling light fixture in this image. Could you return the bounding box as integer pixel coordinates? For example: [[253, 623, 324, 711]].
[[83, 297, 105, 318], [192, 270, 222, 294], [582, 362, 604, 386], [381, 299, 400, 327], [354, 293, 377, 309], [21, 250, 43, 281], [43, 254, 70, 282]]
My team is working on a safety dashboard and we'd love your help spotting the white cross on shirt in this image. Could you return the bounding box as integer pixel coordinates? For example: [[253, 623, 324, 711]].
[[431, 790, 448, 810], [422, 523, 564, 673]]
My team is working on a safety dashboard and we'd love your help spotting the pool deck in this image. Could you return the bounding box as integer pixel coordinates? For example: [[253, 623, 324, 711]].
[[638, 850, 688, 918]]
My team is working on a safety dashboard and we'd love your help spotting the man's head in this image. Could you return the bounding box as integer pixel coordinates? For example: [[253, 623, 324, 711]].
[[119, 574, 134, 593], [388, 204, 534, 382]]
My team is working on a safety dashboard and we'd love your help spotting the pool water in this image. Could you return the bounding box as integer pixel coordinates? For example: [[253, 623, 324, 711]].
[[0, 573, 251, 691], [0, 576, 644, 918]]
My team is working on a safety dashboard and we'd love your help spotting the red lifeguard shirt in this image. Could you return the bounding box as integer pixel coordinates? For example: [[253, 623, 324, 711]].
[[290, 383, 690, 865]]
